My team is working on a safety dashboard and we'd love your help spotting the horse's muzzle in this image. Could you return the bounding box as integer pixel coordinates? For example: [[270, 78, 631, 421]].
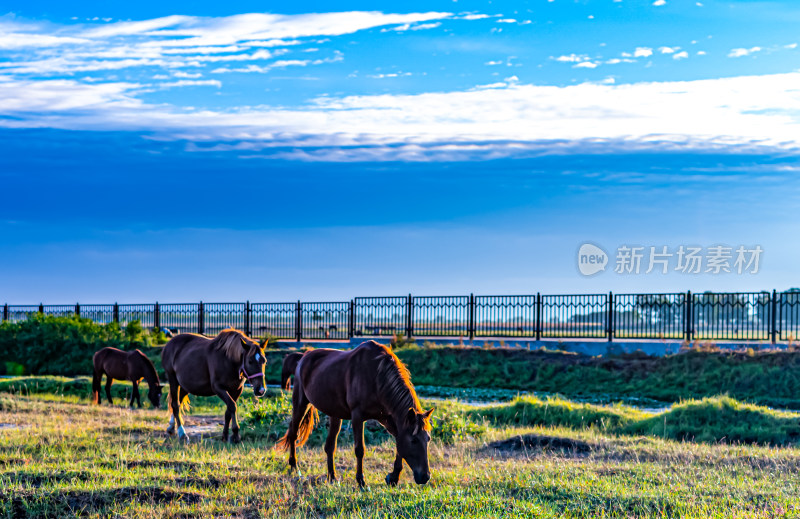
[[413, 471, 431, 485], [254, 386, 266, 398]]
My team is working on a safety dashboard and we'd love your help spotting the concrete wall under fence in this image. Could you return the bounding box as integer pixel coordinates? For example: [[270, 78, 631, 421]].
[[274, 337, 786, 357]]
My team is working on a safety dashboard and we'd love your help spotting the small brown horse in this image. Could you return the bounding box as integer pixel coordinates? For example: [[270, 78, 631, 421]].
[[161, 328, 267, 443], [92, 347, 162, 408], [277, 340, 434, 487]]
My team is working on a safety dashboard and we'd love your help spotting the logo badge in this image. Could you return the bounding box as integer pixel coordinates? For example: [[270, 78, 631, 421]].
[[577, 243, 608, 276]]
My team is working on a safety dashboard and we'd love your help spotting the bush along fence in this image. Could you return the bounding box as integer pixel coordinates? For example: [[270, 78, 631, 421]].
[[4, 290, 800, 343]]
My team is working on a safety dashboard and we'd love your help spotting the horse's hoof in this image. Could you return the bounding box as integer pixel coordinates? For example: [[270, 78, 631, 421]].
[[230, 435, 241, 444], [356, 476, 366, 489], [385, 473, 398, 487]]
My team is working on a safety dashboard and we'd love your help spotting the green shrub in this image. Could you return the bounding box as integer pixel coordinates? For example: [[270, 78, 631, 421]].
[[0, 376, 133, 400], [472, 395, 644, 431], [394, 346, 800, 409], [624, 396, 800, 445], [0, 315, 156, 376]]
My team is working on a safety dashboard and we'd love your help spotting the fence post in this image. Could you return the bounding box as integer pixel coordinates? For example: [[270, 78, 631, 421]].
[[245, 301, 251, 337], [349, 300, 355, 339], [406, 294, 413, 339], [607, 291, 614, 342], [296, 301, 302, 342], [198, 302, 204, 335], [113, 303, 119, 323], [154, 302, 160, 330], [685, 291, 693, 342], [75, 303, 80, 318], [468, 293, 475, 341], [3, 304, 7, 322], [39, 303, 43, 314], [535, 293, 542, 341], [772, 289, 778, 344]]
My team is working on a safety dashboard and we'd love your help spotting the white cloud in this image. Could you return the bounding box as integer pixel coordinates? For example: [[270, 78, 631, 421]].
[[172, 71, 202, 78], [84, 12, 452, 44], [368, 72, 412, 79], [158, 79, 222, 88], [653, 0, 666, 5], [485, 60, 504, 65], [659, 46, 676, 54], [786, 43, 798, 49], [673, 51, 689, 60], [497, 19, 517, 23], [634, 47, 653, 58], [0, 11, 455, 76], [457, 14, 493, 21], [552, 54, 589, 62], [384, 21, 442, 32], [0, 32, 89, 49], [728, 47, 761, 58], [573, 61, 598, 69], [3, 70, 800, 161]]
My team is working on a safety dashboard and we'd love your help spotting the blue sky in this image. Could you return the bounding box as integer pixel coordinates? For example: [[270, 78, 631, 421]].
[[1, 0, 799, 303]]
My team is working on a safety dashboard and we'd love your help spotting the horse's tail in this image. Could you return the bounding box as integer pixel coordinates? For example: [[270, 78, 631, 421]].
[[277, 404, 318, 451], [91, 351, 103, 404], [281, 352, 303, 390], [167, 383, 191, 416]]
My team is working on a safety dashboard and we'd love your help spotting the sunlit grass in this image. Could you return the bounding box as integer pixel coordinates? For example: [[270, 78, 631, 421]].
[[3, 390, 800, 517]]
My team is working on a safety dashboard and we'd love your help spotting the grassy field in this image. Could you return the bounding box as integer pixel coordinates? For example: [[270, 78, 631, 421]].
[[4, 385, 800, 517]]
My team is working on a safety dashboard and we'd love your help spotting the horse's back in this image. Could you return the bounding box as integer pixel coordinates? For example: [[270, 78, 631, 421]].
[[298, 341, 388, 418], [93, 346, 125, 368], [161, 333, 210, 373]]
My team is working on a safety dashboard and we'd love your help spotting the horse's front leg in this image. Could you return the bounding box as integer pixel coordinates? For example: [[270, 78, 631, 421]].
[[325, 416, 342, 482], [212, 386, 239, 443], [378, 417, 402, 486], [352, 412, 366, 488], [386, 453, 403, 486]]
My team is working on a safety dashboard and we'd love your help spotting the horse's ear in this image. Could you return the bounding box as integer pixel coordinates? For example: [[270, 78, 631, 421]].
[[241, 337, 249, 350], [423, 408, 434, 420], [407, 407, 420, 434]]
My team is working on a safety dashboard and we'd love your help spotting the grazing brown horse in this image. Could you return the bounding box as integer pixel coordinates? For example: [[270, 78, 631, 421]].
[[277, 340, 434, 487], [161, 328, 267, 443], [92, 347, 162, 409], [281, 352, 304, 390]]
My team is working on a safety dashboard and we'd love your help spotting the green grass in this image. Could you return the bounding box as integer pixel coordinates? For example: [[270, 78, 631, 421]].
[[4, 391, 800, 517]]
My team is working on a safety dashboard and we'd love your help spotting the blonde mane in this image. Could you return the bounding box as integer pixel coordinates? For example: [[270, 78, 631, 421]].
[[211, 328, 257, 363], [375, 344, 431, 431]]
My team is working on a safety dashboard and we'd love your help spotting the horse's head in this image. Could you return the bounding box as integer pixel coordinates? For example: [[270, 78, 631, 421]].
[[148, 383, 163, 409], [240, 337, 267, 398], [397, 407, 434, 484]]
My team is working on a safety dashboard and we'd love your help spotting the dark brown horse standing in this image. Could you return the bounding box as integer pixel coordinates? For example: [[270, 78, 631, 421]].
[[161, 328, 267, 442], [92, 347, 162, 408], [278, 340, 434, 487]]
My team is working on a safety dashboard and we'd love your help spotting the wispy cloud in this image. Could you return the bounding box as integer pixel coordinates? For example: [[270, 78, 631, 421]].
[[3, 73, 800, 161], [0, 12, 454, 77], [728, 46, 762, 58]]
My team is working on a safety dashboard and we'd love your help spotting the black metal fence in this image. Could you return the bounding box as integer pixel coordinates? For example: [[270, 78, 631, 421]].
[[4, 290, 800, 343]]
